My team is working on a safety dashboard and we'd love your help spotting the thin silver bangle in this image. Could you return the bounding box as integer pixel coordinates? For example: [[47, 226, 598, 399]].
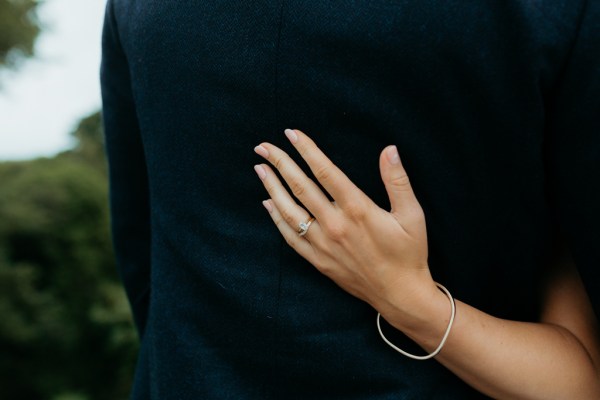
[[376, 282, 456, 360]]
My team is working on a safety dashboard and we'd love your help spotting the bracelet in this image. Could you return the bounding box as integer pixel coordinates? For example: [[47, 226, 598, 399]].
[[376, 282, 456, 360]]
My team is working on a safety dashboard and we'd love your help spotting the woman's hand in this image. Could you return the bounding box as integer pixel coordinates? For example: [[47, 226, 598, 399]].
[[253, 129, 600, 399], [253, 128, 439, 319]]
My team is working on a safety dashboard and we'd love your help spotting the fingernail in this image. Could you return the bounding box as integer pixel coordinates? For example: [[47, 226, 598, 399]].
[[284, 129, 298, 144], [386, 146, 400, 164], [254, 145, 269, 158], [254, 165, 267, 180], [262, 200, 273, 213]]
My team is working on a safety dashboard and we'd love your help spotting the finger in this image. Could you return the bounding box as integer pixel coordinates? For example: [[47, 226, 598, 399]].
[[254, 143, 335, 220], [379, 145, 421, 216], [254, 163, 317, 237], [282, 128, 368, 209], [262, 199, 319, 262]]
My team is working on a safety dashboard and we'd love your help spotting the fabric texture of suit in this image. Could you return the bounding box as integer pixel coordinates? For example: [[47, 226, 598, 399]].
[[100, 1, 600, 398]]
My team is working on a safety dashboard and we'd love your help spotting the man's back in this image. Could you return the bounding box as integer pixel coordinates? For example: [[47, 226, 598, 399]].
[[101, 1, 599, 398]]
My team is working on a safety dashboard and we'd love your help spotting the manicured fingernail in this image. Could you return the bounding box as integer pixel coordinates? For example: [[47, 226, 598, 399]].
[[262, 200, 273, 213], [254, 165, 267, 180], [284, 129, 298, 143], [386, 146, 400, 164], [254, 145, 269, 158]]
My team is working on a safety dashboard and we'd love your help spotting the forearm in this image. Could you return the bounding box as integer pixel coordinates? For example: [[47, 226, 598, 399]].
[[383, 289, 600, 400]]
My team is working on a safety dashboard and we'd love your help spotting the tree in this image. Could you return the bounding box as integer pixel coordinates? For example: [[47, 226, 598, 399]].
[[0, 113, 138, 400], [60, 111, 108, 173], [0, 4, 137, 396], [0, 0, 41, 68]]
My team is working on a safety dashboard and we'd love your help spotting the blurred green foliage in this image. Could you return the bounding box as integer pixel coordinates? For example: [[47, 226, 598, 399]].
[[0, 112, 138, 400], [0, 0, 41, 68], [0, 3, 137, 397]]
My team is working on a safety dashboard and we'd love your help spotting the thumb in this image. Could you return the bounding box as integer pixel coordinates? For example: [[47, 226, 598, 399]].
[[379, 145, 419, 215]]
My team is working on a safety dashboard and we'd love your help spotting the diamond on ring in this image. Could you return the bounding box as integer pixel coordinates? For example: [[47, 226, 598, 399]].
[[298, 217, 315, 237]]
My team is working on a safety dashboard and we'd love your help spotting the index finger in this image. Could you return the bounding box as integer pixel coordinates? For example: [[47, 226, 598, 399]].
[[283, 129, 367, 208]]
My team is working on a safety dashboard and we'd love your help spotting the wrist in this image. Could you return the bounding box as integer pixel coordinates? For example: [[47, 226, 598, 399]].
[[378, 275, 454, 353]]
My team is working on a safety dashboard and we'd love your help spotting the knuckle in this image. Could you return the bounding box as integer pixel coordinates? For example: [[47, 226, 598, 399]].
[[273, 214, 286, 229], [323, 221, 347, 241], [314, 163, 333, 183], [284, 236, 297, 249], [408, 206, 426, 224], [273, 153, 290, 171], [289, 179, 306, 198], [344, 201, 367, 220], [396, 206, 426, 232], [390, 173, 412, 191], [311, 259, 324, 271], [263, 180, 277, 193], [316, 262, 332, 275], [279, 207, 296, 226]]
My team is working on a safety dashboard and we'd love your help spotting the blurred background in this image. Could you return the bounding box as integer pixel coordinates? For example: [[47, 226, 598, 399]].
[[0, 1, 137, 399]]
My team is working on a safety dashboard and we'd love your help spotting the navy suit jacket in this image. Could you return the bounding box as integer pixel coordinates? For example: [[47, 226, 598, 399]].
[[100, 1, 600, 398]]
